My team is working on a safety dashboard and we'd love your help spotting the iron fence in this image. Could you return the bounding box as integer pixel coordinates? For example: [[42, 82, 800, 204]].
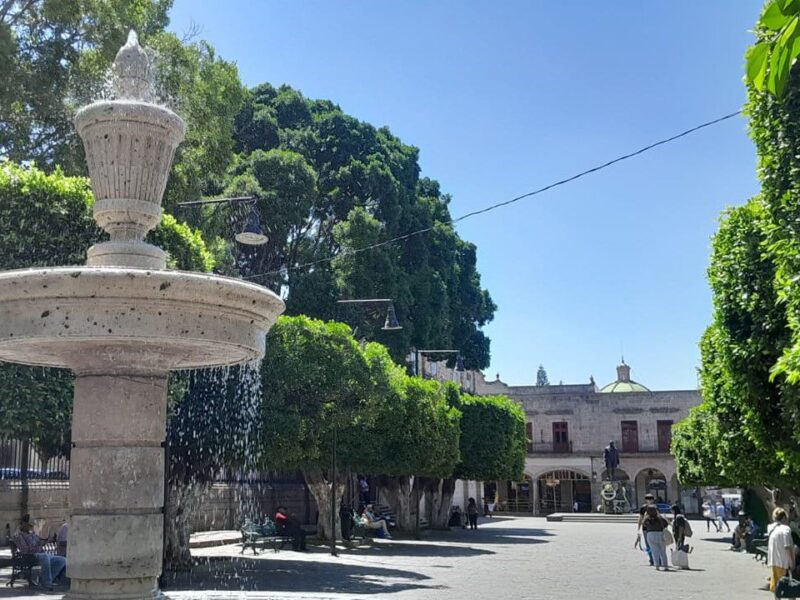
[[0, 438, 70, 488]]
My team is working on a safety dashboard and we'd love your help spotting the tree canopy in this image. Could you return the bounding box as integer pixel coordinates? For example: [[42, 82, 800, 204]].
[[204, 83, 495, 369], [673, 5, 800, 488]]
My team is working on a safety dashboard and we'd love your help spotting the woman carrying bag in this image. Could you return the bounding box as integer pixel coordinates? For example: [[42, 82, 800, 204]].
[[643, 505, 671, 571]]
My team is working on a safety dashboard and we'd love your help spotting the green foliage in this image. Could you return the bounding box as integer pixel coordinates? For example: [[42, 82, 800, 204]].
[[0, 162, 213, 453], [0, 1, 244, 214], [0, 0, 172, 169], [675, 8, 800, 488], [257, 315, 374, 471], [455, 394, 526, 482], [746, 1, 800, 97], [218, 84, 496, 368]]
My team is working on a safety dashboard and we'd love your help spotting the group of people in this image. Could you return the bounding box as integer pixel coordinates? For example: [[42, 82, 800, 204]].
[[10, 514, 68, 590], [702, 499, 733, 533], [449, 498, 481, 530], [635, 493, 693, 571], [339, 501, 393, 540]]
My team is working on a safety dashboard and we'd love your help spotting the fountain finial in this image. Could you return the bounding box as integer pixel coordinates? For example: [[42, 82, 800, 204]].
[[112, 29, 152, 101]]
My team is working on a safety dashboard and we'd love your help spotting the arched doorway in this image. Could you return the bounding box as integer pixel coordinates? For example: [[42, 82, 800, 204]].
[[502, 474, 533, 512], [634, 468, 668, 506], [536, 470, 591, 514]]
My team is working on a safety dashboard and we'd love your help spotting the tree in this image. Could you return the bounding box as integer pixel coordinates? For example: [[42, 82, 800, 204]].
[[257, 315, 374, 541], [0, 1, 245, 212], [674, 5, 800, 493], [746, 0, 800, 98], [536, 365, 549, 387], [216, 84, 496, 369]]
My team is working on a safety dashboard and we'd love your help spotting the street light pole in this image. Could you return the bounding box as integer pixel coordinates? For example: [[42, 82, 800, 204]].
[[330, 298, 402, 554]]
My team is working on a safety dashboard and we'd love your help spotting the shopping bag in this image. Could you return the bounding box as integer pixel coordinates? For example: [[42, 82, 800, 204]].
[[776, 575, 800, 598], [670, 548, 689, 569]]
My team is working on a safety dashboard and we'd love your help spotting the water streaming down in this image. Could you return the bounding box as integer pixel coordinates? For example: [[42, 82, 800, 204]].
[[0, 30, 284, 599]]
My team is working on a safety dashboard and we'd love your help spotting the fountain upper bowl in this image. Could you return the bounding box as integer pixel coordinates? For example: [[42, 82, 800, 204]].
[[0, 267, 284, 374]]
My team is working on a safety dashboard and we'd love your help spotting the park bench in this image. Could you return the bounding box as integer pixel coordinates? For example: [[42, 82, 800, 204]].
[[240, 521, 293, 555], [748, 536, 768, 562], [2, 538, 56, 587]]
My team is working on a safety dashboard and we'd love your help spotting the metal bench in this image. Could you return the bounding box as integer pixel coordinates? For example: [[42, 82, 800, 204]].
[[240, 527, 293, 555], [748, 536, 768, 562], [2, 539, 49, 587]]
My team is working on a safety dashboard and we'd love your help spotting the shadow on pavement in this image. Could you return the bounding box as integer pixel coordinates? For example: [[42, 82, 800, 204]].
[[163, 556, 440, 595], [438, 526, 554, 545]]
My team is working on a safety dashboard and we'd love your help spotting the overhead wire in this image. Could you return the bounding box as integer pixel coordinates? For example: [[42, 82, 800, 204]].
[[242, 109, 743, 282]]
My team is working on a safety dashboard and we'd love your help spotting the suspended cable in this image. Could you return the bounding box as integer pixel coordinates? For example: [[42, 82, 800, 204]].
[[242, 109, 743, 282]]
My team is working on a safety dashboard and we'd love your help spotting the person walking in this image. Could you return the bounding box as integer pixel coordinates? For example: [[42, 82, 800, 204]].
[[643, 505, 670, 571], [636, 493, 657, 566], [718, 502, 731, 532], [702, 499, 719, 532], [466, 498, 479, 530], [768, 507, 795, 593]]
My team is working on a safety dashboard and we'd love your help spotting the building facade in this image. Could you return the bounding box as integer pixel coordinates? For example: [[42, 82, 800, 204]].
[[420, 355, 702, 515]]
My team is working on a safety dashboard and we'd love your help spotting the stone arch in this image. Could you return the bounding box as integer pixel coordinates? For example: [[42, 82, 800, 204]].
[[633, 467, 669, 506], [535, 469, 592, 515]]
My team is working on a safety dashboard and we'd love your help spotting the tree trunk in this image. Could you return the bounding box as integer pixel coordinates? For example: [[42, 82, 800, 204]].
[[431, 478, 456, 529], [379, 476, 414, 532], [164, 478, 208, 570], [303, 469, 344, 541]]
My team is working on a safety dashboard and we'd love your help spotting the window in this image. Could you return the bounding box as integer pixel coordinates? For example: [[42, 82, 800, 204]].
[[657, 420, 673, 452], [526, 422, 534, 453], [621, 420, 639, 452], [552, 422, 570, 452]]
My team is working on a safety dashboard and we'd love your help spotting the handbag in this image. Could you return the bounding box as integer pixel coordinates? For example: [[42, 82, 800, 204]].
[[776, 574, 800, 598], [662, 527, 674, 546]]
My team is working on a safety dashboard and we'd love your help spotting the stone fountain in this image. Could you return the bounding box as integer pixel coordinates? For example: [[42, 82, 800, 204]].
[[0, 31, 284, 599]]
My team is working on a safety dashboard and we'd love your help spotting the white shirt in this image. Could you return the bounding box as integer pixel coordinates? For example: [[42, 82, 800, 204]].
[[768, 522, 794, 569]]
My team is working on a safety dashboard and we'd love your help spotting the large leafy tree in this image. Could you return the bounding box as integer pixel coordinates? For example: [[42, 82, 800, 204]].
[[674, 2, 800, 494], [210, 83, 495, 368], [0, 0, 245, 212]]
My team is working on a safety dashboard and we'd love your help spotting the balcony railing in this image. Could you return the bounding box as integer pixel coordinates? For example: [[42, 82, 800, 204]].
[[528, 441, 573, 454]]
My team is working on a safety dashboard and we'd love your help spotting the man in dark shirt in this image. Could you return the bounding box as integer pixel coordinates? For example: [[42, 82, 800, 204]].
[[636, 493, 656, 566], [275, 506, 306, 551], [14, 521, 66, 590]]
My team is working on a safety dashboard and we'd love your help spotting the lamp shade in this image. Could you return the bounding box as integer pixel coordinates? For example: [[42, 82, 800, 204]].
[[382, 303, 402, 331], [235, 204, 268, 246]]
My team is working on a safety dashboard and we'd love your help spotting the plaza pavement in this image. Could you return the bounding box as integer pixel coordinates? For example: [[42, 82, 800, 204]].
[[0, 516, 772, 599]]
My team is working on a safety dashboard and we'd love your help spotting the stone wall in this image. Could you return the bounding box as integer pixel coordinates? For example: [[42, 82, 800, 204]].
[[1, 481, 319, 539]]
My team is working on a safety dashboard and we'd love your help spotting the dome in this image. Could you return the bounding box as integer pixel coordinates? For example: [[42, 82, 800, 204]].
[[599, 360, 650, 393]]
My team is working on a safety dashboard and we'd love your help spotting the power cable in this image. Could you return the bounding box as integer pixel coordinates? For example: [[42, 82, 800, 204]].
[[242, 109, 743, 282]]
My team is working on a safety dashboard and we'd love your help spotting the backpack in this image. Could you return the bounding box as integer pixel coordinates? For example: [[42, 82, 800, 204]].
[[684, 518, 693, 538]]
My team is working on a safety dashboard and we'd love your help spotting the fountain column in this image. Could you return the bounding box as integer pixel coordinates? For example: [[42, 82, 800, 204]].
[[67, 374, 168, 599]]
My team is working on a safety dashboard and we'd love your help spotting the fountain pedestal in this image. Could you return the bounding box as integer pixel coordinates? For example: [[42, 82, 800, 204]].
[[66, 374, 168, 600]]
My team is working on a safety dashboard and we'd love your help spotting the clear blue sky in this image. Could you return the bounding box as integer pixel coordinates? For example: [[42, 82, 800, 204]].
[[168, 1, 762, 391]]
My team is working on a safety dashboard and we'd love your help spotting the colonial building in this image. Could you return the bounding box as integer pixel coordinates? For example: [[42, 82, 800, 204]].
[[421, 356, 702, 515]]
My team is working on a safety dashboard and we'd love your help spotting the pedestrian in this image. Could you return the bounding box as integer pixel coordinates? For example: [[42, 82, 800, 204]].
[[636, 493, 657, 566], [482, 497, 489, 517], [643, 505, 670, 571], [702, 499, 719, 532], [467, 498, 479, 530], [768, 507, 795, 593], [718, 502, 731, 532], [358, 475, 370, 505]]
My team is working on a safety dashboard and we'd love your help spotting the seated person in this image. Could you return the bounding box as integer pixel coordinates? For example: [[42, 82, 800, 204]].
[[732, 513, 755, 550], [13, 520, 66, 590], [449, 505, 465, 528], [362, 504, 392, 539], [274, 506, 306, 551]]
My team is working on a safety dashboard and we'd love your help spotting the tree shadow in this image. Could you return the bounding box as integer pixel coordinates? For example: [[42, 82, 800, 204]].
[[163, 556, 442, 595], [430, 526, 554, 545]]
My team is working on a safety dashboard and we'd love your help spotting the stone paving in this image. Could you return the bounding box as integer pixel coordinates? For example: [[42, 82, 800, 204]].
[[0, 516, 773, 599]]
